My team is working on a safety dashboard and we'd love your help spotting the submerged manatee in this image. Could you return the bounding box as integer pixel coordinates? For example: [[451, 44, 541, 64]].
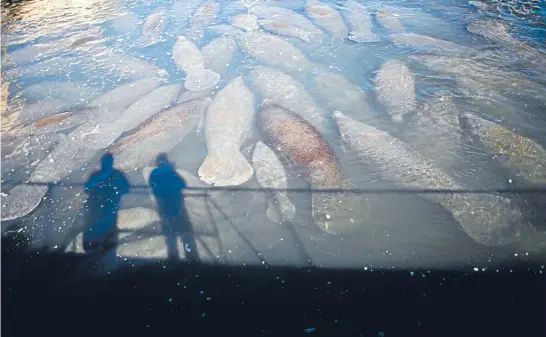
[[198, 77, 255, 186], [252, 141, 296, 223], [260, 104, 357, 234], [462, 113, 546, 185], [376, 7, 405, 33], [172, 36, 220, 91], [343, 0, 380, 43], [249, 66, 327, 134], [305, 0, 348, 40], [238, 31, 320, 74], [333, 111, 533, 247], [390, 33, 468, 54], [188, 0, 220, 41], [1, 121, 104, 221], [22, 81, 101, 105], [230, 14, 259, 31], [110, 97, 211, 170], [405, 95, 462, 169], [201, 36, 237, 75], [138, 8, 166, 47], [92, 47, 169, 80], [312, 70, 371, 117], [208, 24, 244, 38], [88, 77, 162, 122], [250, 5, 324, 42], [83, 83, 182, 149], [374, 60, 416, 123], [18, 107, 95, 136]]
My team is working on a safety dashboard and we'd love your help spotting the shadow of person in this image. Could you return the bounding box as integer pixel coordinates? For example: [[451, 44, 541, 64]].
[[81, 153, 130, 255], [149, 154, 199, 263]]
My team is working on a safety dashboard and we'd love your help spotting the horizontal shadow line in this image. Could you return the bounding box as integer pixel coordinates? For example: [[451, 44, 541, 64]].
[[2, 180, 546, 194]]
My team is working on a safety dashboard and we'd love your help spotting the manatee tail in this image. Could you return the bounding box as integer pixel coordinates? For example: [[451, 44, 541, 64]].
[[198, 149, 254, 186], [266, 192, 296, 223], [184, 69, 220, 91], [347, 33, 381, 43], [1, 184, 48, 221]]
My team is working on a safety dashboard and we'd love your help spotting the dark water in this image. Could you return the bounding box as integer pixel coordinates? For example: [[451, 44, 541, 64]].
[[1, 0, 545, 274]]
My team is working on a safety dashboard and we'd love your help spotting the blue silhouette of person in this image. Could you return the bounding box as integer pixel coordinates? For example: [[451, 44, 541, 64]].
[[149, 154, 199, 262], [82, 153, 130, 253]]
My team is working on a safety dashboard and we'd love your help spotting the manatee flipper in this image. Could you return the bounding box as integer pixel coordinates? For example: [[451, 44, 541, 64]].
[[198, 149, 254, 186], [1, 184, 48, 221], [266, 192, 296, 223], [184, 69, 220, 91]]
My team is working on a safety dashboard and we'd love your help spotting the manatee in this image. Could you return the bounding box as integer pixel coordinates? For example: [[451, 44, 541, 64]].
[[238, 31, 320, 74], [198, 77, 255, 186], [208, 24, 244, 37], [333, 111, 533, 247], [201, 36, 237, 75], [249, 66, 327, 134], [92, 47, 169, 80], [312, 71, 370, 117], [343, 0, 380, 43], [390, 33, 468, 54], [410, 55, 546, 103], [250, 5, 324, 42], [468, 0, 496, 13], [137, 8, 165, 47], [22, 81, 101, 105], [171, 0, 204, 29], [17, 99, 72, 124], [230, 14, 259, 31], [467, 19, 518, 46], [462, 113, 546, 185], [18, 107, 95, 136], [1, 133, 65, 181], [252, 141, 296, 223], [260, 104, 356, 234], [187, 0, 220, 41], [405, 95, 462, 168], [110, 98, 211, 170], [83, 84, 182, 149], [374, 59, 416, 123], [1, 120, 105, 221], [305, 0, 348, 40], [87, 78, 162, 122], [376, 7, 405, 33], [172, 36, 220, 91]]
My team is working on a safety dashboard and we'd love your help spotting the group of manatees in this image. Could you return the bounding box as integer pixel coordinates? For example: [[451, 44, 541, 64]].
[[2, 0, 546, 252]]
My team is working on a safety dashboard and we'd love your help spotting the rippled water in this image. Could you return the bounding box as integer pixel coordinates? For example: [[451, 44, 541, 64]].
[[1, 0, 545, 272]]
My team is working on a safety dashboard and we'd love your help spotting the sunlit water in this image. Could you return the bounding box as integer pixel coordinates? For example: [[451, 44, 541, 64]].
[[1, 0, 545, 273]]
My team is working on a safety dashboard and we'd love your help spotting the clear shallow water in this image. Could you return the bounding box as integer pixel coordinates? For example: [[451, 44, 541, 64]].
[[1, 0, 546, 273]]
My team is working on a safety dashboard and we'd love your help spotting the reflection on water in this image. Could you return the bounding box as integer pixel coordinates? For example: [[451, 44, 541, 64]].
[[1, 0, 546, 273]]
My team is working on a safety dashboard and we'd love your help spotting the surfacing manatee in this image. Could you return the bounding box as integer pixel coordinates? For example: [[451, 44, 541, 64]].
[[110, 97, 211, 170], [172, 36, 221, 91], [333, 111, 534, 247], [252, 141, 296, 223], [462, 113, 546, 185], [260, 103, 358, 234], [376, 7, 405, 33], [198, 77, 255, 186], [374, 59, 416, 123]]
